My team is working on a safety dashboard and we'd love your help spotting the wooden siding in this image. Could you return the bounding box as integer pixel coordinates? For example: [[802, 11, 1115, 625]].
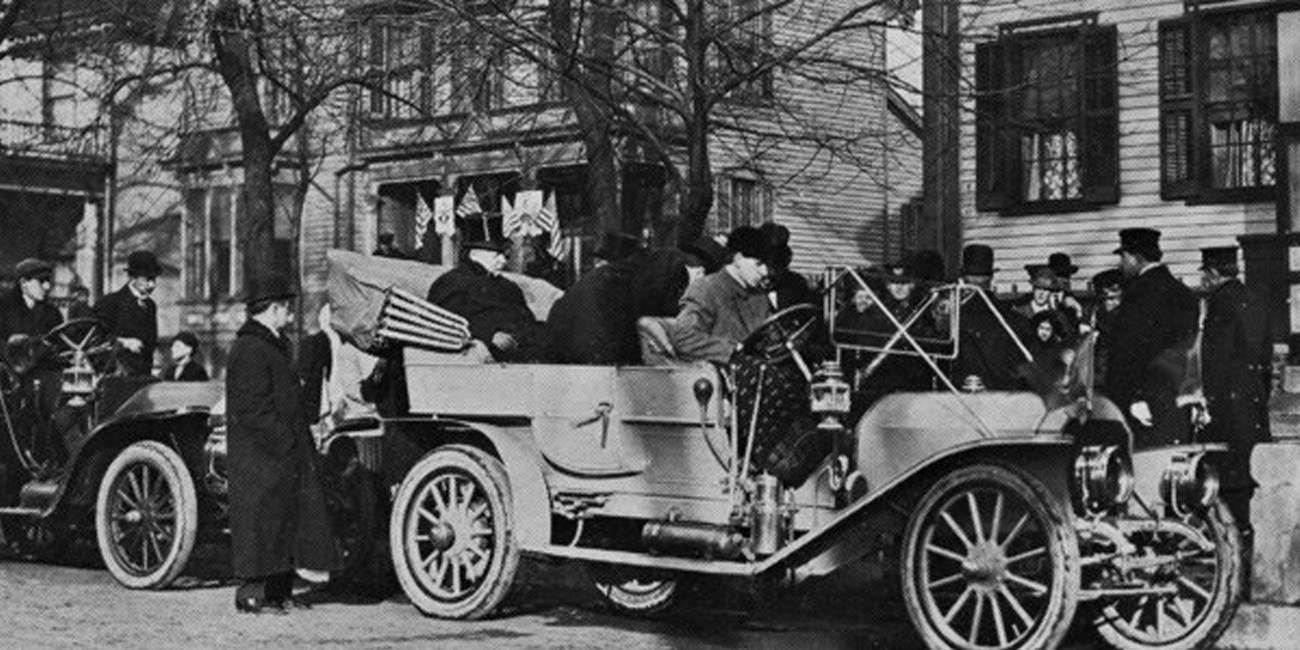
[[960, 0, 1279, 293]]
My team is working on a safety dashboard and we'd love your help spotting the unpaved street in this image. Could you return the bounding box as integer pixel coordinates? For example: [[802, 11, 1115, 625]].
[[0, 541, 926, 650]]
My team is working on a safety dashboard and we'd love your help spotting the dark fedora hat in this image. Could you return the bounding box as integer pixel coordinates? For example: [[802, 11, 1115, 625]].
[[126, 250, 162, 278], [14, 257, 52, 280], [1047, 252, 1078, 277], [594, 231, 644, 262], [1114, 228, 1162, 256], [959, 244, 997, 276], [461, 215, 510, 254], [242, 272, 296, 306], [1199, 246, 1238, 271]]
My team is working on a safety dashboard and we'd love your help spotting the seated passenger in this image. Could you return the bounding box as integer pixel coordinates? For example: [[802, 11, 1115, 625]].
[[427, 225, 544, 362], [668, 226, 775, 364]]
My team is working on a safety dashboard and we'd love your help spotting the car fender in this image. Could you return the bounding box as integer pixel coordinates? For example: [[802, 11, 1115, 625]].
[[407, 418, 551, 551]]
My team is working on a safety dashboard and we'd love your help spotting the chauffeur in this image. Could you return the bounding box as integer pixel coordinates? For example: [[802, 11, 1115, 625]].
[[668, 225, 774, 364], [94, 250, 161, 376], [1105, 228, 1200, 445], [226, 274, 336, 615]]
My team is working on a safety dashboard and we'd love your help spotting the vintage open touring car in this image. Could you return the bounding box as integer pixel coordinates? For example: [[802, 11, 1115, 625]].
[[0, 317, 377, 591], [327, 252, 1240, 650]]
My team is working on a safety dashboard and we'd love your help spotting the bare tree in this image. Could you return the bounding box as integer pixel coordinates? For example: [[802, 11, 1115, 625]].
[[413, 0, 910, 246]]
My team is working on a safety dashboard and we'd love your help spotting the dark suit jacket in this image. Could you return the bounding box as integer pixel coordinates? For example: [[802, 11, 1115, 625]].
[[0, 290, 62, 345], [169, 360, 209, 381], [1202, 279, 1269, 483], [1104, 264, 1199, 444], [94, 286, 158, 376]]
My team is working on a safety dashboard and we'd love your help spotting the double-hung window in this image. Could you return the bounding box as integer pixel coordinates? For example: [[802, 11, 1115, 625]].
[[975, 15, 1118, 213], [1160, 7, 1277, 202]]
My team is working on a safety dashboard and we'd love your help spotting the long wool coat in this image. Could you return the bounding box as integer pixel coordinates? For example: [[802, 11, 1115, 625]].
[[1104, 264, 1200, 446], [1201, 278, 1269, 487], [427, 259, 544, 361], [225, 319, 336, 578], [669, 269, 771, 364]]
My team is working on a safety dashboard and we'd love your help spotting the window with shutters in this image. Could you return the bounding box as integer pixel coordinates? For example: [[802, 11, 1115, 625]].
[[1159, 8, 1277, 202], [712, 173, 772, 235], [974, 15, 1118, 214]]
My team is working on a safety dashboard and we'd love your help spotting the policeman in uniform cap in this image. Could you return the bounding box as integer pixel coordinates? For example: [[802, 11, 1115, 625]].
[[1199, 245, 1268, 537], [95, 250, 161, 376], [1105, 228, 1200, 445]]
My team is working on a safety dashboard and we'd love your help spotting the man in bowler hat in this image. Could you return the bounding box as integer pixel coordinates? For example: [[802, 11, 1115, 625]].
[[1199, 246, 1268, 535], [95, 250, 161, 376], [1106, 228, 1200, 445], [226, 273, 337, 614], [428, 222, 544, 362]]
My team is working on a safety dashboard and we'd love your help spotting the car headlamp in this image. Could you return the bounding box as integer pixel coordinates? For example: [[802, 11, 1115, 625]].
[[1160, 452, 1219, 517], [1072, 445, 1134, 515]]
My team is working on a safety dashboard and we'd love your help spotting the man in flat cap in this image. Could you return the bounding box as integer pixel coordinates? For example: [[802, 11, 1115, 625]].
[[1199, 246, 1268, 537], [427, 222, 544, 362], [0, 258, 62, 348], [95, 250, 161, 376], [1106, 228, 1200, 444], [668, 225, 775, 363]]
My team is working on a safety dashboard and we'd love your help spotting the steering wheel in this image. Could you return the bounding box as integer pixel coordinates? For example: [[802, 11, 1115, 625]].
[[738, 304, 822, 364], [42, 317, 114, 372]]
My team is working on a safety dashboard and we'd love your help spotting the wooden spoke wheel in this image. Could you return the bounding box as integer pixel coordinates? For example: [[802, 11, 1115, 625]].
[[1093, 501, 1241, 650], [588, 565, 682, 617], [390, 444, 519, 619], [902, 464, 1080, 650], [95, 441, 199, 589]]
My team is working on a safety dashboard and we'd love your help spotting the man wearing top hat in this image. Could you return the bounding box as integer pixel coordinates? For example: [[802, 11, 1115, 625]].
[[1046, 252, 1085, 330], [1106, 228, 1200, 445], [1199, 246, 1268, 536], [226, 273, 337, 614], [95, 250, 161, 376], [427, 225, 544, 362], [953, 244, 1029, 390]]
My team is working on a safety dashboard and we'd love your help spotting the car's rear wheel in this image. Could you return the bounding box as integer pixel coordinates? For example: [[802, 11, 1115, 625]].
[[588, 565, 682, 617], [95, 441, 198, 589], [902, 463, 1080, 650], [1092, 501, 1241, 650], [390, 444, 519, 619]]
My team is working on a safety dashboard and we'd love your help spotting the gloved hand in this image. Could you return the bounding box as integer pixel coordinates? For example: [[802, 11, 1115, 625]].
[[1129, 401, 1153, 427]]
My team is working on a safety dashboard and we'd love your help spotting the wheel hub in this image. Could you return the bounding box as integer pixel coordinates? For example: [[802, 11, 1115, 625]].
[[427, 520, 455, 551], [961, 541, 1008, 585], [124, 510, 144, 525]]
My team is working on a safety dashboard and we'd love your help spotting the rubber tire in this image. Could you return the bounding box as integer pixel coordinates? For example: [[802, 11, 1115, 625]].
[[390, 444, 519, 619], [588, 565, 682, 617], [95, 441, 199, 590], [1093, 500, 1242, 650], [901, 463, 1081, 650], [321, 453, 380, 585]]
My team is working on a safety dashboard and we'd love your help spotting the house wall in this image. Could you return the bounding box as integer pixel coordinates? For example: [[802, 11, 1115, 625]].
[[960, 0, 1279, 293]]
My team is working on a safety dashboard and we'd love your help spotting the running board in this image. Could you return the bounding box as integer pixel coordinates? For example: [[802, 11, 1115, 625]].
[[0, 507, 43, 517], [535, 545, 757, 577]]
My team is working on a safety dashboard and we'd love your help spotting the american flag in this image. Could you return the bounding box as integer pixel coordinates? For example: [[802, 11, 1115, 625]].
[[457, 186, 482, 218], [542, 191, 564, 259]]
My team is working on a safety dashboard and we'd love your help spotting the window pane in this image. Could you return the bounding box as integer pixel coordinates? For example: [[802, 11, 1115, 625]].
[[1201, 11, 1277, 191], [185, 189, 206, 299]]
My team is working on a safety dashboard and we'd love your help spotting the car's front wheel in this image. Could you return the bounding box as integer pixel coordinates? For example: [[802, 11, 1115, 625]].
[[95, 441, 198, 589], [390, 444, 519, 619], [901, 463, 1080, 650]]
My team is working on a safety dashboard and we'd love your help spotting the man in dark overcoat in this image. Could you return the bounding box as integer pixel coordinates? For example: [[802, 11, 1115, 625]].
[[94, 250, 161, 376], [0, 258, 62, 347], [1199, 246, 1268, 533], [1105, 228, 1200, 446], [952, 244, 1030, 391], [427, 229, 545, 362], [226, 274, 336, 614]]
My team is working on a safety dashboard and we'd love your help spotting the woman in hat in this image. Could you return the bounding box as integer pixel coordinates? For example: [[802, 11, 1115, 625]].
[[167, 331, 208, 381]]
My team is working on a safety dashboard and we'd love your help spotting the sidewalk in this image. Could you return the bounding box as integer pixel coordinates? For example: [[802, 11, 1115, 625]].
[[1218, 603, 1300, 650]]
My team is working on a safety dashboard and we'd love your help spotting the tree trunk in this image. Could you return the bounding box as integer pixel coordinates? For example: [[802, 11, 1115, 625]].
[[210, 0, 282, 288], [551, 0, 621, 238], [677, 0, 714, 247]]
